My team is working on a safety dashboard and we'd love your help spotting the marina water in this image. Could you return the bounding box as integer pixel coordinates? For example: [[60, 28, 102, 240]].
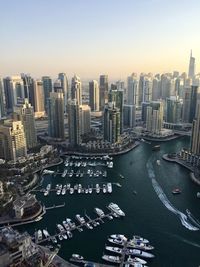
[[17, 136, 200, 267]]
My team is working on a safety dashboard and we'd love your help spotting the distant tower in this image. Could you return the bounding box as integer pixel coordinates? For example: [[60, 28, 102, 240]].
[[89, 80, 99, 112], [127, 73, 139, 106], [99, 75, 108, 111], [68, 99, 80, 147], [166, 96, 182, 124], [20, 99, 37, 149], [58, 73, 69, 113], [71, 75, 82, 106], [0, 78, 5, 118], [48, 92, 65, 139], [188, 50, 195, 79]]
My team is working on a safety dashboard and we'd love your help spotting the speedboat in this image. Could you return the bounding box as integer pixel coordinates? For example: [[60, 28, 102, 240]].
[[51, 236, 57, 243], [62, 233, 68, 240], [57, 224, 65, 232], [58, 234, 63, 241], [126, 248, 155, 258], [96, 184, 100, 194], [172, 188, 181, 194], [108, 203, 125, 217], [72, 254, 84, 260], [67, 231, 73, 238], [107, 161, 113, 168], [132, 236, 149, 244], [103, 184, 107, 193], [70, 188, 74, 194], [37, 230, 43, 241], [105, 246, 123, 254], [75, 214, 85, 224], [102, 255, 121, 263], [43, 169, 54, 175], [43, 229, 50, 239], [94, 207, 105, 217]]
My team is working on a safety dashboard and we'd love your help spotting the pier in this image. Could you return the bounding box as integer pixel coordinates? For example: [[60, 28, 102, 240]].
[[45, 203, 65, 210]]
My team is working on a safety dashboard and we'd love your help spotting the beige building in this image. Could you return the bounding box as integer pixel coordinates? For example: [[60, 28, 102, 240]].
[[0, 120, 27, 161], [33, 80, 45, 118], [146, 101, 163, 135], [79, 104, 91, 136]]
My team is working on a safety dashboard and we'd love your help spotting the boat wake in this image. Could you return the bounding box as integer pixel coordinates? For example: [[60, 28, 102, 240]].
[[146, 158, 199, 231], [165, 232, 200, 248]]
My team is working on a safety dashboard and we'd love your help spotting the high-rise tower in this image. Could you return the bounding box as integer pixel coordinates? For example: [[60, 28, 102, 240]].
[[99, 75, 108, 111], [71, 75, 82, 106], [68, 99, 80, 147], [188, 50, 195, 79], [48, 91, 65, 139], [190, 104, 200, 155], [89, 80, 99, 112]]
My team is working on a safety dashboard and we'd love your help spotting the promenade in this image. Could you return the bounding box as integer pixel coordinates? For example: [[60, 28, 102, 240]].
[[162, 153, 200, 186]]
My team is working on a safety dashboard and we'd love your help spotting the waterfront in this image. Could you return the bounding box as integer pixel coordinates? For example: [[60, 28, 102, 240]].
[[17, 136, 200, 267]]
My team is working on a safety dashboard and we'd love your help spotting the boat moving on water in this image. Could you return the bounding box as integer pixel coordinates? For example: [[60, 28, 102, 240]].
[[108, 202, 125, 217]]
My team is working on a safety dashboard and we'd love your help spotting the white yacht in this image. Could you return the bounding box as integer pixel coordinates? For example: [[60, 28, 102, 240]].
[[37, 230, 43, 241], [61, 169, 68, 178], [107, 183, 112, 193], [43, 229, 50, 239], [61, 185, 67, 195], [94, 207, 105, 217], [72, 254, 84, 260], [107, 161, 113, 168], [102, 255, 121, 263], [131, 236, 149, 244], [75, 214, 85, 224], [56, 224, 65, 233], [96, 184, 100, 194], [108, 202, 125, 217], [103, 184, 107, 193], [126, 256, 147, 265], [43, 169, 54, 175], [105, 246, 122, 254], [110, 234, 126, 240]]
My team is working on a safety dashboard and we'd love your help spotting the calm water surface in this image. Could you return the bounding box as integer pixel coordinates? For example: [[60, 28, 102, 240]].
[[18, 137, 200, 267]]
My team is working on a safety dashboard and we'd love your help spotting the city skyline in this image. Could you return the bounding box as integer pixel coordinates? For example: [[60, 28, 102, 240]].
[[1, 0, 200, 79]]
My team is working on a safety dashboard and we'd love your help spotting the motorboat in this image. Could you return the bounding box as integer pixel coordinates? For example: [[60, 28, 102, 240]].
[[43, 229, 50, 239], [85, 223, 93, 229], [37, 230, 43, 241], [94, 207, 105, 217], [126, 256, 147, 265], [67, 231, 73, 238], [197, 192, 200, 198], [75, 214, 85, 224], [58, 234, 63, 241], [108, 238, 125, 246], [103, 184, 107, 193], [62, 233, 68, 240], [156, 160, 161, 165], [102, 255, 121, 263], [51, 235, 57, 243], [63, 221, 70, 231], [107, 183, 112, 193], [107, 161, 113, 168], [70, 188, 74, 194], [61, 169, 68, 178], [172, 188, 181, 194], [108, 202, 125, 217], [126, 248, 155, 258], [110, 234, 126, 240], [131, 236, 149, 244], [57, 224, 65, 232], [96, 184, 100, 194], [72, 254, 84, 260], [127, 240, 154, 250], [61, 185, 67, 195], [152, 145, 160, 151], [105, 246, 123, 254]]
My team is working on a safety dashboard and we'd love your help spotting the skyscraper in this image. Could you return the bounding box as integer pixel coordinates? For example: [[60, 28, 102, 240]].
[[138, 74, 152, 105], [79, 105, 91, 136], [0, 120, 27, 161], [20, 99, 37, 149], [146, 101, 163, 135], [71, 75, 82, 106], [48, 92, 65, 139], [190, 104, 200, 155], [123, 105, 136, 128], [89, 80, 99, 112], [188, 50, 195, 79], [68, 99, 80, 147], [188, 85, 200, 123], [103, 102, 120, 143], [99, 75, 108, 111], [33, 80, 45, 118], [58, 73, 69, 113], [108, 89, 124, 133], [166, 96, 182, 124], [0, 78, 5, 118], [21, 74, 34, 99], [42, 76, 52, 112], [127, 73, 139, 106]]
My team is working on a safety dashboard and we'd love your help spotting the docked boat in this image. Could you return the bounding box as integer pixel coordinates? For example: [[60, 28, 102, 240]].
[[67, 230, 73, 238], [152, 145, 160, 151], [61, 185, 67, 195], [102, 255, 121, 263], [96, 184, 100, 194], [66, 218, 76, 229], [186, 209, 200, 227], [131, 236, 149, 244], [126, 256, 147, 265], [43, 229, 50, 239], [105, 246, 123, 254], [43, 169, 54, 175], [126, 248, 155, 258], [107, 183, 112, 193], [63, 221, 70, 231], [103, 184, 107, 193], [58, 234, 63, 241], [72, 254, 84, 260], [127, 240, 154, 250], [57, 224, 65, 233], [108, 202, 125, 217], [110, 234, 126, 240], [88, 187, 93, 194], [156, 160, 161, 165], [37, 230, 43, 241], [197, 192, 200, 198], [94, 207, 105, 217], [70, 188, 74, 194], [108, 238, 125, 246], [75, 214, 85, 224], [61, 169, 68, 178], [51, 235, 57, 243], [172, 188, 181, 194], [85, 223, 93, 229], [107, 161, 113, 168], [78, 184, 82, 194]]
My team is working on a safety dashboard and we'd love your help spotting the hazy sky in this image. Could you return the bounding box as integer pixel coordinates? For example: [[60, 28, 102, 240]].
[[1, 0, 200, 80]]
